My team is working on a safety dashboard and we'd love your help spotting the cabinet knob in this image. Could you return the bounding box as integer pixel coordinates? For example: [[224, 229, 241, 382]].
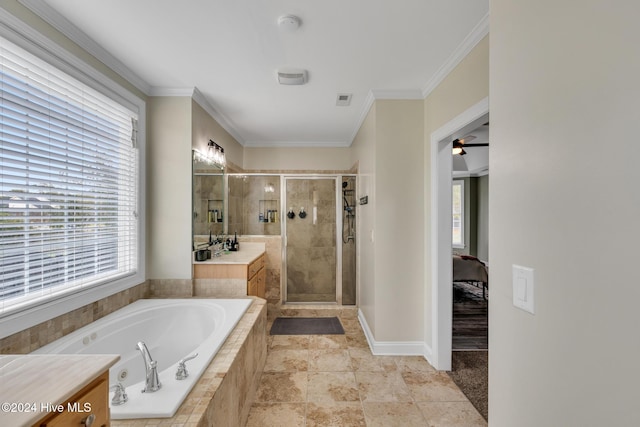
[[81, 414, 96, 426]]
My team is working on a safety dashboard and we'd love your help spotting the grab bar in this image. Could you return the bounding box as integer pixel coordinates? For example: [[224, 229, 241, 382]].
[[175, 353, 198, 380]]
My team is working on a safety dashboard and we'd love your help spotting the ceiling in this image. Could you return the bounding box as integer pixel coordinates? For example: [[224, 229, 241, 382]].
[[32, 0, 489, 147]]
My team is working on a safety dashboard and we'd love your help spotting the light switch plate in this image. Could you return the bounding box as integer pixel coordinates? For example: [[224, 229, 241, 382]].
[[512, 264, 535, 314]]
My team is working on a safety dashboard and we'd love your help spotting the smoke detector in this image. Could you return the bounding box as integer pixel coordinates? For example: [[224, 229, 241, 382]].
[[278, 15, 301, 31], [277, 69, 308, 85]]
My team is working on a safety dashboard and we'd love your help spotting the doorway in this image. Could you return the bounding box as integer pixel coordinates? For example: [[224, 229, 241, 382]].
[[428, 97, 488, 370]]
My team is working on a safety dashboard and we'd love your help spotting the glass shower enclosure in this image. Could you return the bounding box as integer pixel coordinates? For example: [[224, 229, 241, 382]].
[[283, 176, 356, 304]]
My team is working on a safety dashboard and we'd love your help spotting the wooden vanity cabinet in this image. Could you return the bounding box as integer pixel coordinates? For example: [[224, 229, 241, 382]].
[[193, 253, 266, 298], [35, 371, 109, 427]]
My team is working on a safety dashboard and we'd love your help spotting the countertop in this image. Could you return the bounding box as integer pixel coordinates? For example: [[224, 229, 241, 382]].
[[193, 242, 266, 265], [0, 354, 119, 427]]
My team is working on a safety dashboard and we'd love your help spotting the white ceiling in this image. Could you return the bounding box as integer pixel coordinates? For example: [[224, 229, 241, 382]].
[[34, 0, 489, 147]]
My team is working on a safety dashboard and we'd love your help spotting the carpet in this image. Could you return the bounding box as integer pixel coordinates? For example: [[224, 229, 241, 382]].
[[448, 350, 488, 421], [270, 317, 345, 335]]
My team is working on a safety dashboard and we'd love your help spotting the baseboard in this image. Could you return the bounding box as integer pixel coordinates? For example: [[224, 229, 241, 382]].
[[357, 309, 429, 357]]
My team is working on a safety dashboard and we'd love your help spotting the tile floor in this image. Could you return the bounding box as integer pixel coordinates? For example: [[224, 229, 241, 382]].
[[246, 309, 487, 427]]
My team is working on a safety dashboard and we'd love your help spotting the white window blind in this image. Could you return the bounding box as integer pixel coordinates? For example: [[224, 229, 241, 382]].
[[0, 36, 139, 314]]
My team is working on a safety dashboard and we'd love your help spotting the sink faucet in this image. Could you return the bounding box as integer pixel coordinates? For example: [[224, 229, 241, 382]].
[[136, 341, 161, 393]]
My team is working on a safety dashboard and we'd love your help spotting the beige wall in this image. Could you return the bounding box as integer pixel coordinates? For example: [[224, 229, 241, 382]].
[[424, 36, 489, 133], [490, 1, 640, 425], [351, 99, 425, 342], [147, 97, 193, 279], [192, 100, 244, 167], [374, 100, 425, 341], [243, 147, 353, 171], [351, 105, 377, 329]]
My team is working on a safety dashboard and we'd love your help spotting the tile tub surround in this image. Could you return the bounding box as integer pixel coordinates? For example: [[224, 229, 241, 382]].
[[247, 307, 487, 427], [112, 297, 267, 427], [1, 294, 267, 426], [0, 281, 149, 354]]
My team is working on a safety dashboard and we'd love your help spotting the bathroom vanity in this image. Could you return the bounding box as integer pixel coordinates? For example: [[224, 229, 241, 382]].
[[0, 354, 118, 427], [193, 242, 266, 298]]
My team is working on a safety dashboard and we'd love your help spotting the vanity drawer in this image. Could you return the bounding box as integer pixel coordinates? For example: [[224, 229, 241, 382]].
[[248, 254, 265, 279]]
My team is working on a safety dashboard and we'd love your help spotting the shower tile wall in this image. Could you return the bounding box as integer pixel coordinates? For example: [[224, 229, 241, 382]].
[[228, 176, 281, 236], [286, 179, 336, 302]]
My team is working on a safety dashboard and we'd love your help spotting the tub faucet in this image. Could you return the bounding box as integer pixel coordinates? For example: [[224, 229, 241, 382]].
[[109, 382, 128, 405], [136, 341, 161, 393], [175, 352, 198, 380]]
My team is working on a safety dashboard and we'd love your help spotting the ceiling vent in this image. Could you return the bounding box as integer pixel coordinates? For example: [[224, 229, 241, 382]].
[[336, 93, 352, 106], [277, 69, 307, 85]]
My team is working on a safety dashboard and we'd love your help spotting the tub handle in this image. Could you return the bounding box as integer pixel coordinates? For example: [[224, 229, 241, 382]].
[[176, 352, 198, 380], [109, 382, 128, 406]]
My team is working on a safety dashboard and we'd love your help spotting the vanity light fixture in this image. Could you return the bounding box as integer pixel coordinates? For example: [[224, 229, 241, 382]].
[[193, 141, 226, 167], [264, 183, 275, 193], [207, 139, 226, 167]]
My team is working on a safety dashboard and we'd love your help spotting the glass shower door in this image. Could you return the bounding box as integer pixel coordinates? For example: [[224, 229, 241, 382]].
[[284, 177, 337, 302]]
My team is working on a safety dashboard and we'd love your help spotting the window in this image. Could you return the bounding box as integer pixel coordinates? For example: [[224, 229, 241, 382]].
[[452, 180, 464, 247], [0, 34, 140, 317]]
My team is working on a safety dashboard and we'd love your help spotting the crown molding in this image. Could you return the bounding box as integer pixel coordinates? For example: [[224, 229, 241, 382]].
[[149, 86, 247, 146], [191, 88, 246, 146], [149, 87, 195, 97], [421, 12, 489, 98], [347, 88, 424, 145], [347, 90, 376, 145], [18, 0, 152, 95], [243, 140, 351, 148], [370, 89, 424, 100]]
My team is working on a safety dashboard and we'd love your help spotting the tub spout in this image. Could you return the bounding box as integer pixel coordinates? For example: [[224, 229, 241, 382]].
[[136, 341, 161, 393]]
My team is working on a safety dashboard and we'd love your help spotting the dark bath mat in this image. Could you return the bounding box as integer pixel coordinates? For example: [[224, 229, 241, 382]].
[[270, 317, 345, 335]]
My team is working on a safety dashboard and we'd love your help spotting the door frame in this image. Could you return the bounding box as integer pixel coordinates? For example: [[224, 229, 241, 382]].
[[428, 97, 488, 370]]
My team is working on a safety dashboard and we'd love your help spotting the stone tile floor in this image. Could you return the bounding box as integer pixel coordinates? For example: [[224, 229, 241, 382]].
[[246, 310, 486, 427]]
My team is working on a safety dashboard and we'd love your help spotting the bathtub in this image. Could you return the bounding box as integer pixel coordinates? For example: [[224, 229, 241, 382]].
[[33, 298, 252, 419]]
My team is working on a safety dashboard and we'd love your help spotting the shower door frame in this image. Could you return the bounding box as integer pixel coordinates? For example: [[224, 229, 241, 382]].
[[282, 175, 353, 305]]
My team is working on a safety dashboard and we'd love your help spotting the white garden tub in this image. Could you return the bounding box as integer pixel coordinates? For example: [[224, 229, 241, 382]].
[[33, 298, 252, 419]]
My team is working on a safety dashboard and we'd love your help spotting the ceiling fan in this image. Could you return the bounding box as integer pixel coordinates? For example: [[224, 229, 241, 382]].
[[452, 135, 489, 155]]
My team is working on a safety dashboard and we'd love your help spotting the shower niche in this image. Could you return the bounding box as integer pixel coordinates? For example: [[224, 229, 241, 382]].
[[258, 199, 279, 223]]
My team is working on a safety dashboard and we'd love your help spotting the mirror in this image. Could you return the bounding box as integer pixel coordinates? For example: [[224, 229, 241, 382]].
[[192, 150, 224, 249]]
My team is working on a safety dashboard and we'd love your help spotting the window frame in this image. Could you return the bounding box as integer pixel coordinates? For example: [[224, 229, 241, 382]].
[[452, 179, 464, 249], [0, 10, 146, 339]]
